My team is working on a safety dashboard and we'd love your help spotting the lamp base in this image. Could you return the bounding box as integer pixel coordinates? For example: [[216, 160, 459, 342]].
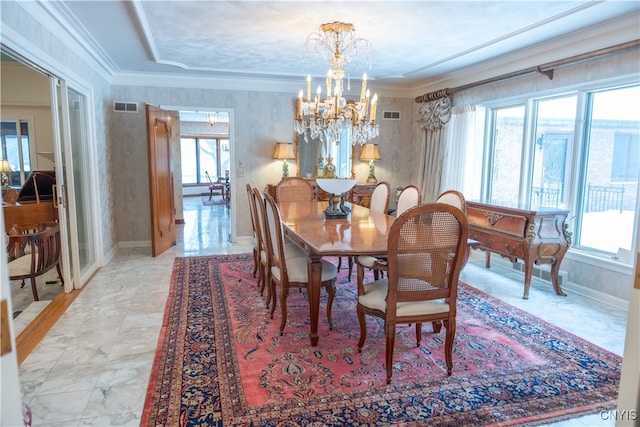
[[366, 174, 378, 184]]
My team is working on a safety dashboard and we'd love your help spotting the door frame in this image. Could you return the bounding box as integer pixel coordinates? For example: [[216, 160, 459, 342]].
[[162, 105, 237, 243], [52, 77, 102, 288]]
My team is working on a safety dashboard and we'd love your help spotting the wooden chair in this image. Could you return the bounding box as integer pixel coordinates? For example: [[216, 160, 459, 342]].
[[355, 184, 420, 284], [253, 188, 307, 309], [7, 222, 64, 301], [356, 203, 468, 383], [369, 181, 390, 214], [275, 177, 314, 202], [263, 193, 338, 334], [251, 187, 271, 305], [436, 189, 479, 268], [246, 183, 259, 282]]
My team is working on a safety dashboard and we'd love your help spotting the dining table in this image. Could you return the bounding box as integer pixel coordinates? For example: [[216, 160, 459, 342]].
[[278, 200, 395, 346]]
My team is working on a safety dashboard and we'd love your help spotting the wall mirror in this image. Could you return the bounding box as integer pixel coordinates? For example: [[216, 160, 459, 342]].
[[296, 128, 354, 179]]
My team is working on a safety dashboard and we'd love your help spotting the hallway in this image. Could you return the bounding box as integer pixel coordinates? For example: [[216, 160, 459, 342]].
[[16, 197, 627, 426]]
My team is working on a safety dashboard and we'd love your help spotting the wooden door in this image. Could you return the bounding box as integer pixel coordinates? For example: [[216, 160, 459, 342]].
[[146, 104, 176, 256]]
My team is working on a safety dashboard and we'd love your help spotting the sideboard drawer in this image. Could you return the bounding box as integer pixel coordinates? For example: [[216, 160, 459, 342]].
[[467, 206, 528, 238]]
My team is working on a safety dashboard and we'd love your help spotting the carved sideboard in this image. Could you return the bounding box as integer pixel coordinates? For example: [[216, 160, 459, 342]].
[[466, 201, 572, 299]]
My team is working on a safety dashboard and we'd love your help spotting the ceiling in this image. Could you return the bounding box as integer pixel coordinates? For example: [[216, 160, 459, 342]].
[[45, 1, 639, 93]]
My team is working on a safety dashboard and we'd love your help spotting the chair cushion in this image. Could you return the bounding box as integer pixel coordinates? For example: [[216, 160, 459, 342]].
[[358, 279, 450, 316], [8, 255, 34, 277], [271, 258, 337, 283], [357, 255, 379, 268]]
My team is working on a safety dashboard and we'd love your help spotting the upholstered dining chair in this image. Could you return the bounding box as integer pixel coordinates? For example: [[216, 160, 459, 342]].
[[7, 222, 64, 301], [355, 184, 422, 285], [246, 183, 259, 282], [356, 203, 468, 384], [252, 187, 307, 308], [369, 181, 390, 213], [263, 192, 338, 334], [436, 189, 479, 268], [340, 181, 391, 279], [275, 177, 314, 202]]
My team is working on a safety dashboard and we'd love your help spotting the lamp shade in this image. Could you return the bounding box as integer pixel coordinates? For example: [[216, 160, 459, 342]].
[[359, 143, 381, 161], [273, 142, 296, 160], [0, 159, 12, 173]]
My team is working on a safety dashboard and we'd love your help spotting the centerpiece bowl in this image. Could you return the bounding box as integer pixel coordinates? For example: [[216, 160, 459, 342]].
[[315, 178, 357, 219]]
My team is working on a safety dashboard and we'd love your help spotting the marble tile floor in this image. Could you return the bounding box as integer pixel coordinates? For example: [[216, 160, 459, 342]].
[[16, 197, 628, 426]]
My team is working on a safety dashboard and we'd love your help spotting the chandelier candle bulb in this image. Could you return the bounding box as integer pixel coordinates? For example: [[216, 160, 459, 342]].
[[370, 94, 378, 123], [360, 73, 367, 102], [327, 70, 332, 97], [297, 91, 303, 119], [307, 75, 311, 101]]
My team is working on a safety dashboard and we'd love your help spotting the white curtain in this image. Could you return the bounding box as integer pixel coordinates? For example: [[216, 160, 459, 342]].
[[441, 105, 476, 193], [417, 97, 451, 202]]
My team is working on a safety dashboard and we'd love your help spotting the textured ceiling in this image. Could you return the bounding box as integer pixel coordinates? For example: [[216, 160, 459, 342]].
[[53, 1, 639, 90]]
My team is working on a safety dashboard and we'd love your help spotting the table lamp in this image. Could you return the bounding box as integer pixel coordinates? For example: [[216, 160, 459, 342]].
[[273, 142, 296, 177], [1, 159, 12, 189], [359, 143, 381, 184]]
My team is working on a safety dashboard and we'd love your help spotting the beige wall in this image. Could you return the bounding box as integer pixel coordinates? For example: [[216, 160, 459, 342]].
[[109, 87, 418, 243], [0, 62, 55, 171]]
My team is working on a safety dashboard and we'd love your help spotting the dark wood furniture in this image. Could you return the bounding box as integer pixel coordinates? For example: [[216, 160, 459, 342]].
[[466, 201, 571, 299], [267, 181, 376, 207], [7, 222, 63, 301], [279, 200, 395, 346], [356, 203, 468, 383]]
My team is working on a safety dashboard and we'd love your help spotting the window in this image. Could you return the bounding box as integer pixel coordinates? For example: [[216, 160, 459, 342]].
[[1, 120, 32, 186], [475, 84, 639, 264], [181, 137, 230, 184], [487, 105, 525, 206]]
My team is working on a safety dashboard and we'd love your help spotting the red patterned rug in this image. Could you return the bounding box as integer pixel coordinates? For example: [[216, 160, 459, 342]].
[[141, 254, 621, 426]]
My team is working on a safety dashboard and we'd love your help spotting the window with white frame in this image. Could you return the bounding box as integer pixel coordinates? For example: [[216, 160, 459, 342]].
[[180, 137, 230, 185], [471, 84, 639, 265]]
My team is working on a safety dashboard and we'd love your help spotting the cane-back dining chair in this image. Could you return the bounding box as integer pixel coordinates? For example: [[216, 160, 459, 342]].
[[275, 177, 314, 202], [7, 222, 64, 301], [355, 184, 421, 285], [356, 203, 468, 384], [263, 193, 338, 334]]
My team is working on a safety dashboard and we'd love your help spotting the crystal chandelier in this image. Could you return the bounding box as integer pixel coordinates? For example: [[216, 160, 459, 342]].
[[294, 22, 379, 145]]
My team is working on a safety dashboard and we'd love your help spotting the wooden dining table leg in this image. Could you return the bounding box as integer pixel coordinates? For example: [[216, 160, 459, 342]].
[[307, 255, 323, 346]]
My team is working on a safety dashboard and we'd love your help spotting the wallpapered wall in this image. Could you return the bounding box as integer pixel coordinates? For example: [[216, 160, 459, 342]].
[[109, 86, 417, 243]]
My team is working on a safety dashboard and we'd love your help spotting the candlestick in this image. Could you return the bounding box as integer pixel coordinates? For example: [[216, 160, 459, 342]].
[[306, 75, 311, 101], [326, 70, 332, 98]]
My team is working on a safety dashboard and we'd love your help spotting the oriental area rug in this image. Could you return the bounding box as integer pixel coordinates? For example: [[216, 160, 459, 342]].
[[141, 254, 621, 426]]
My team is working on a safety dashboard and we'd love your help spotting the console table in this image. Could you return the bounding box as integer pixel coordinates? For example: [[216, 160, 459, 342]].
[[466, 201, 572, 299]]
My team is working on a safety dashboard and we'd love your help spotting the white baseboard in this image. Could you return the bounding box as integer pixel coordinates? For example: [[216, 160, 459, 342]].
[[118, 240, 152, 248], [468, 251, 628, 311]]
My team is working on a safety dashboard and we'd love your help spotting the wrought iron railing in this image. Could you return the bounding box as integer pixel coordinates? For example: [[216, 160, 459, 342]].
[[586, 184, 624, 213]]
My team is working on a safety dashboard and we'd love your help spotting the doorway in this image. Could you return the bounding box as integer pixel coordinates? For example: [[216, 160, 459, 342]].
[[0, 49, 100, 337], [173, 109, 235, 249]]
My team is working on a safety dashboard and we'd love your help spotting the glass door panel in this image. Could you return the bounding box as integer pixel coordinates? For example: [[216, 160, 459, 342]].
[[575, 85, 639, 258]]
